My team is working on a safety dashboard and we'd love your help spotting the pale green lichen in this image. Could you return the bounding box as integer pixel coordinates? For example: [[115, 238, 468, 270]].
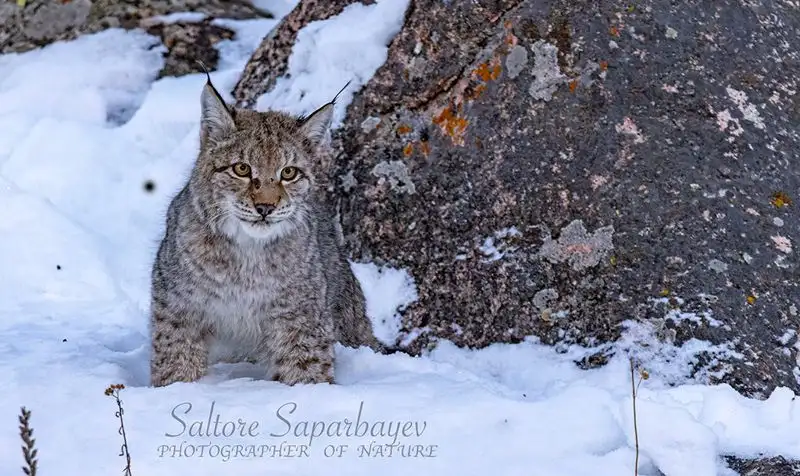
[[533, 288, 559, 311], [371, 160, 416, 194], [528, 40, 566, 101], [708, 259, 728, 274], [505, 45, 528, 79], [537, 220, 615, 271], [360, 116, 381, 133], [339, 170, 357, 192]]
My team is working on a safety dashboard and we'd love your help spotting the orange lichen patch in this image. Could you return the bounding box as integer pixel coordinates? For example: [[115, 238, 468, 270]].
[[569, 80, 578, 93], [771, 191, 791, 208], [419, 140, 431, 157], [396, 124, 413, 135], [402, 143, 414, 157], [505, 31, 518, 46], [433, 103, 469, 146], [474, 60, 502, 82], [503, 20, 518, 46], [490, 63, 502, 80], [599, 60, 608, 71], [609, 26, 620, 37], [746, 294, 757, 305]]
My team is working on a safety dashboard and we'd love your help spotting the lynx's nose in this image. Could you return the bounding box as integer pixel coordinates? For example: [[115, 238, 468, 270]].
[[254, 203, 276, 218]]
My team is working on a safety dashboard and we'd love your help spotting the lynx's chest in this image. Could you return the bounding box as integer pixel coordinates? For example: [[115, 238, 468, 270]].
[[199, 274, 284, 362], [178, 230, 317, 344], [202, 261, 285, 320]]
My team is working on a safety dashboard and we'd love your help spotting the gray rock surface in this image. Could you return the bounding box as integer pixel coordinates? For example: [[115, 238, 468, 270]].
[[142, 17, 234, 78], [727, 455, 800, 476], [236, 0, 800, 402], [0, 0, 270, 76]]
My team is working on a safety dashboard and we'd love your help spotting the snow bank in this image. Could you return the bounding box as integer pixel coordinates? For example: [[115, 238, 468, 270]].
[[255, 0, 411, 127]]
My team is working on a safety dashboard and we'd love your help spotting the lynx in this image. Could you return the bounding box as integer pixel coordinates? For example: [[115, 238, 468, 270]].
[[149, 75, 382, 387]]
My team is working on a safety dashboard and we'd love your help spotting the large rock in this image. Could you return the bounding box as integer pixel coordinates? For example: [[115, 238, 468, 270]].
[[726, 455, 800, 476], [0, 0, 271, 76], [236, 0, 800, 400]]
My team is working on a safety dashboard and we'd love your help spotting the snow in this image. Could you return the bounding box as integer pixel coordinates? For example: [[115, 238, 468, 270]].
[[145, 12, 209, 25], [0, 29, 166, 125], [0, 2, 799, 476], [350, 263, 418, 347], [779, 329, 797, 346], [478, 227, 522, 262], [255, 0, 411, 127], [210, 17, 281, 72], [252, 0, 300, 19]]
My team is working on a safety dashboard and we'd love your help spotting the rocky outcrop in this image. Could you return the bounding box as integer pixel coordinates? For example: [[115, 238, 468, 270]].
[[233, 0, 367, 108], [0, 0, 271, 76], [726, 455, 800, 476], [236, 0, 800, 400], [141, 17, 235, 78]]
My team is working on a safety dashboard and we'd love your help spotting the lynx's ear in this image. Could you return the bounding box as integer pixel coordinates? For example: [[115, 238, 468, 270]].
[[297, 80, 351, 147], [199, 69, 236, 148], [297, 102, 334, 146]]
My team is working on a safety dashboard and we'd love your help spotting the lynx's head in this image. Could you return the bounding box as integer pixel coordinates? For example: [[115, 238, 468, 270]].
[[190, 76, 340, 243]]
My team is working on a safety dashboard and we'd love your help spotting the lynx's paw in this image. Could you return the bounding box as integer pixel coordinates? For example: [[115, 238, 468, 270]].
[[268, 323, 336, 385], [150, 359, 207, 387], [272, 356, 335, 386], [149, 309, 209, 387]]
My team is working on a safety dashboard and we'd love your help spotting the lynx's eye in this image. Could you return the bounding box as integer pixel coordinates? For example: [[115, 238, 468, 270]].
[[232, 162, 251, 177], [280, 166, 300, 182]]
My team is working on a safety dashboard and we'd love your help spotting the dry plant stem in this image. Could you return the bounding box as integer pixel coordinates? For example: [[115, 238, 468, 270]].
[[630, 358, 640, 476], [106, 385, 133, 476], [18, 407, 38, 476]]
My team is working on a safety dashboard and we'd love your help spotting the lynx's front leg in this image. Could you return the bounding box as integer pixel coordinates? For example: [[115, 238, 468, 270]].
[[266, 311, 335, 385], [150, 306, 210, 387]]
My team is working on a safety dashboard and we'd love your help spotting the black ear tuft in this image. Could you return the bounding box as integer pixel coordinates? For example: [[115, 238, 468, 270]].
[[198, 63, 236, 147], [331, 80, 352, 105], [296, 80, 353, 146], [196, 60, 236, 121], [297, 103, 334, 146]]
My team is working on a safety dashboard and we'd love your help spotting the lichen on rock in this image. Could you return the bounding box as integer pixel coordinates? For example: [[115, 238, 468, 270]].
[[371, 160, 416, 195], [528, 40, 566, 101], [505, 44, 528, 79], [538, 220, 615, 272]]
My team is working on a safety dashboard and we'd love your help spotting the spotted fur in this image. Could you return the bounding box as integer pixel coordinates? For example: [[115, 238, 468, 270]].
[[149, 77, 382, 387]]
